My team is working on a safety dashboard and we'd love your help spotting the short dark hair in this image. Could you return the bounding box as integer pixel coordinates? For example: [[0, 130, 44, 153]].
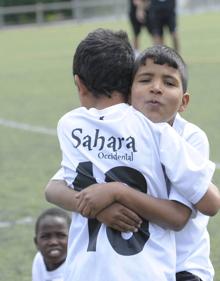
[[133, 45, 188, 92], [73, 28, 135, 100], [35, 207, 71, 235]]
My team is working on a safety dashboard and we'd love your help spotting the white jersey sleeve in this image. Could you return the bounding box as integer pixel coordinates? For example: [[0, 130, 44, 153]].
[[158, 123, 215, 204], [169, 114, 210, 206], [52, 168, 65, 181]]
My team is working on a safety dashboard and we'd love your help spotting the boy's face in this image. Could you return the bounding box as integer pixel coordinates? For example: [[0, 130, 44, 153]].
[[34, 215, 69, 270], [131, 58, 189, 125]]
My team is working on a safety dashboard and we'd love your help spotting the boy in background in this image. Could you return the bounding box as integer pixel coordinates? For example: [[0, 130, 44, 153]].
[[32, 207, 71, 281]]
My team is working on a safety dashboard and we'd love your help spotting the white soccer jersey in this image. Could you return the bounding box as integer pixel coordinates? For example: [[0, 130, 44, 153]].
[[32, 252, 65, 281], [56, 103, 215, 281], [170, 113, 214, 281]]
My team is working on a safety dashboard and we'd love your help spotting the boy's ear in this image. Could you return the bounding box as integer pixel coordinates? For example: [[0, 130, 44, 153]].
[[74, 74, 88, 96], [178, 92, 190, 113], [34, 237, 38, 248], [128, 93, 132, 105]]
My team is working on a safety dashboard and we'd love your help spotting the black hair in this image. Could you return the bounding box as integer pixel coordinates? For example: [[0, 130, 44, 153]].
[[73, 28, 135, 100], [133, 45, 188, 92], [35, 207, 71, 235]]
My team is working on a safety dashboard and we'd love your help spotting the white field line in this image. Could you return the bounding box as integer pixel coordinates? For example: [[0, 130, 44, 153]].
[[0, 118, 56, 136], [1, 117, 220, 170], [0, 216, 34, 228]]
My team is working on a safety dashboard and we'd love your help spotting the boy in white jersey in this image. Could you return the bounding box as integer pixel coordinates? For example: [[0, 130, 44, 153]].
[[32, 208, 71, 281], [74, 45, 220, 281], [131, 45, 216, 281], [45, 29, 217, 281], [130, 45, 215, 280]]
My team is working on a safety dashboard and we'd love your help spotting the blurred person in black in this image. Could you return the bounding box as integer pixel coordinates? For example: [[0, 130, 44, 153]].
[[149, 0, 180, 52], [128, 0, 152, 56]]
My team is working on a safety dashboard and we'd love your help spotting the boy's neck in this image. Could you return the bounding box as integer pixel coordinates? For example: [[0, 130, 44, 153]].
[[83, 91, 127, 109]]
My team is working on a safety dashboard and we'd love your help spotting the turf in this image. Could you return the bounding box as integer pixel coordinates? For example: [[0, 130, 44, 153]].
[[0, 11, 220, 280]]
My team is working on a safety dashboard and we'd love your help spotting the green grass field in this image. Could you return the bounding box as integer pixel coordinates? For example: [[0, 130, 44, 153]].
[[0, 11, 220, 280]]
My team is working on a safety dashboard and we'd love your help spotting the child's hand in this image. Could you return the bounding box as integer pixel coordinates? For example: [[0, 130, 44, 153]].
[[97, 203, 142, 232], [136, 8, 146, 23], [75, 183, 117, 218]]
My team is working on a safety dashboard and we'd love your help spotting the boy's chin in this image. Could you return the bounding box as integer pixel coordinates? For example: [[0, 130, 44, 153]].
[[145, 114, 164, 124]]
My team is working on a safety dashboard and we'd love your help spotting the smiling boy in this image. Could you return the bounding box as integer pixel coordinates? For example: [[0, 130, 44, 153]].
[[32, 208, 71, 281]]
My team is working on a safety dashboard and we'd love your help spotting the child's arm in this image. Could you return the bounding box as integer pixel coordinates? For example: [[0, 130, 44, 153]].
[[45, 177, 219, 233], [45, 179, 79, 211], [194, 182, 220, 216], [76, 182, 192, 231], [45, 179, 142, 232]]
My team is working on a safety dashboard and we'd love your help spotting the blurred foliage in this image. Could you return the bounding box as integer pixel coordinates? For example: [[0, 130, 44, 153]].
[[0, 0, 73, 25], [0, 0, 120, 26], [0, 0, 70, 6]]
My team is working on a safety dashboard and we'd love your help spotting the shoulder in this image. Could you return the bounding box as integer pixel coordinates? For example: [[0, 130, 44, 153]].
[[32, 252, 44, 267], [58, 107, 86, 123], [130, 106, 162, 125], [57, 107, 87, 132], [174, 114, 209, 156], [131, 106, 170, 132], [131, 107, 180, 149], [32, 252, 46, 280]]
